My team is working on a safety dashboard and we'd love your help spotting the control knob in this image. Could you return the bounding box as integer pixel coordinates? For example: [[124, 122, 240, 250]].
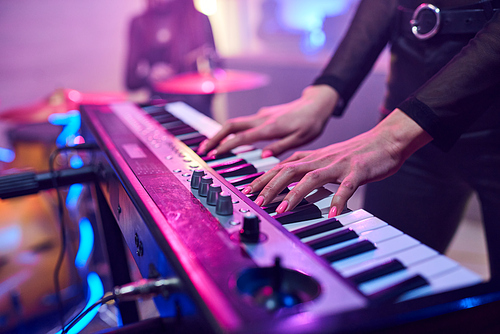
[[215, 191, 233, 216], [240, 212, 260, 243], [198, 176, 213, 197], [190, 169, 205, 189], [207, 184, 222, 205]]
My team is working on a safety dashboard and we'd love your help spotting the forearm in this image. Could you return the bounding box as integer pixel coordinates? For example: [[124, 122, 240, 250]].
[[313, 0, 397, 114], [372, 108, 433, 161], [299, 85, 340, 119]]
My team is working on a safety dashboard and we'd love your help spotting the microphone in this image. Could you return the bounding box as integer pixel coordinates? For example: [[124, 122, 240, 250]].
[[0, 165, 99, 199]]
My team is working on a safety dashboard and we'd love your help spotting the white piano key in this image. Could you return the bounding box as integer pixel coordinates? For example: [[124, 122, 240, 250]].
[[339, 244, 439, 277], [303, 186, 333, 203], [207, 149, 265, 166], [283, 214, 330, 231], [359, 225, 403, 243], [312, 196, 336, 215], [336, 209, 374, 226], [315, 238, 361, 257], [166, 101, 221, 137], [232, 145, 256, 154], [332, 234, 421, 271], [250, 156, 281, 172]]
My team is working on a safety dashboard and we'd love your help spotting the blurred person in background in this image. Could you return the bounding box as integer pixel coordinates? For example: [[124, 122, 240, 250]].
[[125, 0, 220, 116]]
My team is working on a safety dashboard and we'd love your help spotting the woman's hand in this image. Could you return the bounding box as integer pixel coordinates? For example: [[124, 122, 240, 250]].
[[198, 85, 339, 158], [243, 109, 433, 217]]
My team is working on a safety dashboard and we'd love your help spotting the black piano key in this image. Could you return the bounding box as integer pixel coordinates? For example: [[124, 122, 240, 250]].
[[153, 114, 179, 123], [229, 172, 265, 187], [210, 158, 247, 171], [246, 192, 259, 201], [368, 275, 429, 304], [245, 187, 289, 201], [322, 239, 376, 263], [169, 125, 197, 136], [293, 217, 343, 239], [306, 229, 358, 251], [262, 198, 308, 214], [347, 259, 406, 285], [144, 108, 171, 117], [182, 135, 208, 147], [202, 152, 236, 162], [161, 120, 185, 129], [218, 163, 258, 178], [274, 203, 323, 225]]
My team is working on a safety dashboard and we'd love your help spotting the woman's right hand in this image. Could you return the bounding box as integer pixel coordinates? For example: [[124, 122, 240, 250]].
[[198, 85, 340, 158]]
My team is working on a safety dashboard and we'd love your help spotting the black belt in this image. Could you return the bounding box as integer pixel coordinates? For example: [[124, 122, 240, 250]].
[[399, 2, 500, 40]]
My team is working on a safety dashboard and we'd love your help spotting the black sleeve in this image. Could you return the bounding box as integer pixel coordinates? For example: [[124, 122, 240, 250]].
[[398, 11, 500, 151], [312, 0, 398, 115]]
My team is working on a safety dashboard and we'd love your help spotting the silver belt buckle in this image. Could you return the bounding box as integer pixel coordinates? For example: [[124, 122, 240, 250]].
[[410, 3, 441, 40]]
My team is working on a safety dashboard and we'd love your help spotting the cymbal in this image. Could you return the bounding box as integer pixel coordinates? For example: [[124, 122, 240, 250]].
[[0, 89, 128, 124], [153, 69, 270, 95], [65, 89, 128, 105]]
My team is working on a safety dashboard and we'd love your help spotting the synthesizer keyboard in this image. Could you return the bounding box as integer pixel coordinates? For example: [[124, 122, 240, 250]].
[[80, 101, 491, 333]]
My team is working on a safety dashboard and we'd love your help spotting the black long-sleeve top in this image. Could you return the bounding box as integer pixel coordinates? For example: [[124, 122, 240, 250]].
[[314, 0, 500, 151]]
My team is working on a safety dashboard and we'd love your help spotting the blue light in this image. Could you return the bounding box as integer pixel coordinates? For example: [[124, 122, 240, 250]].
[[56, 272, 104, 334], [309, 28, 326, 47], [75, 217, 94, 269], [70, 155, 84, 169], [279, 0, 352, 31], [275, 0, 354, 54], [0, 147, 15, 163], [301, 28, 327, 54], [48, 110, 81, 147], [66, 184, 84, 209], [459, 297, 482, 309], [283, 295, 296, 307], [0, 225, 22, 253]]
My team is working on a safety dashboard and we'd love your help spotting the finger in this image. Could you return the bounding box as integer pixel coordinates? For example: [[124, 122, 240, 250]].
[[197, 139, 209, 155], [241, 151, 312, 195], [263, 128, 318, 157], [328, 174, 360, 218], [279, 150, 312, 164], [200, 119, 255, 155], [278, 167, 330, 212], [263, 132, 304, 157], [254, 161, 312, 207], [211, 126, 264, 154]]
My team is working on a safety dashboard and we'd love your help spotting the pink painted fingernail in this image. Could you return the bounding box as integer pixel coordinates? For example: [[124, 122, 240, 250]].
[[207, 149, 217, 158], [242, 186, 252, 194], [276, 201, 289, 213], [261, 149, 273, 158], [254, 196, 265, 206], [328, 206, 338, 218]]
